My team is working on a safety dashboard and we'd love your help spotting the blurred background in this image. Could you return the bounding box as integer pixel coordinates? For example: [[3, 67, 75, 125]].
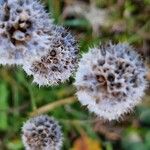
[[0, 0, 150, 149]]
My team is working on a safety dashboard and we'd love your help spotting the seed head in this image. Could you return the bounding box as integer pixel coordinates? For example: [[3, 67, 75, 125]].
[[74, 43, 148, 121], [0, 0, 53, 65], [22, 115, 63, 150], [23, 26, 79, 86]]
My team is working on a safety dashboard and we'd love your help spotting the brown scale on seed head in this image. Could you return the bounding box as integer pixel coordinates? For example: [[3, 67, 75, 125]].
[[96, 75, 106, 86]]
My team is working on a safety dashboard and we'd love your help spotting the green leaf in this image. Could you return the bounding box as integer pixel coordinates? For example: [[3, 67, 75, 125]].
[[140, 110, 150, 126], [48, 0, 61, 23], [122, 142, 147, 150], [7, 139, 23, 150], [0, 83, 9, 130], [63, 19, 91, 29], [145, 131, 150, 149]]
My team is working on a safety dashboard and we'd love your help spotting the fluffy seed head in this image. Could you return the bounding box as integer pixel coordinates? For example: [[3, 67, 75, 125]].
[[23, 26, 79, 86], [75, 43, 148, 121], [0, 0, 53, 65], [22, 115, 63, 150]]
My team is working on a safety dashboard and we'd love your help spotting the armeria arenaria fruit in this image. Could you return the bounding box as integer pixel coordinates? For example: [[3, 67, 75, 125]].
[[22, 115, 63, 150], [23, 26, 79, 86], [74, 43, 148, 121], [0, 0, 53, 65]]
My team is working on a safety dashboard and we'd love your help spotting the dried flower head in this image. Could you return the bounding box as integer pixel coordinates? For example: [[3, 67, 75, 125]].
[[75, 43, 148, 121], [22, 115, 63, 150], [0, 0, 52, 65], [23, 26, 79, 86]]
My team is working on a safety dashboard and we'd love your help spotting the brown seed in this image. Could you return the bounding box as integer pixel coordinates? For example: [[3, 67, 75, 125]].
[[50, 50, 56, 57], [98, 59, 105, 66], [16, 8, 22, 13], [96, 75, 106, 85], [115, 82, 122, 88], [51, 66, 58, 72], [3, 4, 10, 21], [41, 56, 47, 62], [46, 58, 51, 64], [41, 133, 46, 138], [53, 58, 59, 64], [107, 73, 115, 82], [112, 92, 121, 97], [32, 66, 38, 72]]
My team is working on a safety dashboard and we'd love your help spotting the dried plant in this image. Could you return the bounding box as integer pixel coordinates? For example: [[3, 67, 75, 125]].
[[23, 26, 79, 86], [0, 0, 53, 65], [22, 115, 63, 150], [75, 43, 148, 121]]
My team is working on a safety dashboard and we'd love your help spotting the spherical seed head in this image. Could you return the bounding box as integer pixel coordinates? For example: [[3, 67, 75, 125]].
[[74, 43, 148, 121], [23, 26, 79, 86], [0, 0, 53, 65], [22, 115, 63, 150]]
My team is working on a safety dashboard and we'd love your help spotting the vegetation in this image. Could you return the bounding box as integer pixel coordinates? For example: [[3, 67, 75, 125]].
[[0, 0, 149, 149]]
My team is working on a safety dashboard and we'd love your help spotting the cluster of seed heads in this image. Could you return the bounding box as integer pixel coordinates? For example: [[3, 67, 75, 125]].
[[75, 43, 148, 120], [22, 115, 63, 150], [0, 0, 149, 149]]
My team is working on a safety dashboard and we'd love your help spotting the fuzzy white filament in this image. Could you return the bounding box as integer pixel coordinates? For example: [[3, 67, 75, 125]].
[[22, 115, 63, 150], [75, 43, 148, 121]]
